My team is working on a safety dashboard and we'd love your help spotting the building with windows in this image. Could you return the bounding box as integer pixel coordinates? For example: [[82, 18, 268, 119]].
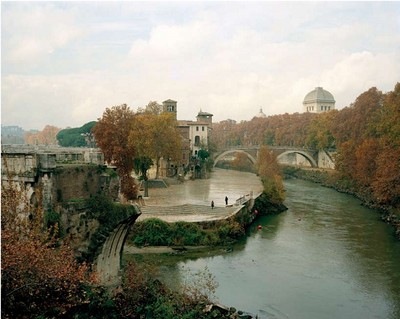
[[303, 87, 335, 113], [162, 99, 178, 119], [161, 99, 213, 177]]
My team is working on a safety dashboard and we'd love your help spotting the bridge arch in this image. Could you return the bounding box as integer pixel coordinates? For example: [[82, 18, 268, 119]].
[[213, 150, 257, 168], [95, 206, 141, 285], [277, 150, 317, 168]]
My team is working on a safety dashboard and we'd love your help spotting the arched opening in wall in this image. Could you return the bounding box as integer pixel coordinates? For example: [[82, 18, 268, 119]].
[[213, 150, 256, 168], [277, 151, 316, 168]]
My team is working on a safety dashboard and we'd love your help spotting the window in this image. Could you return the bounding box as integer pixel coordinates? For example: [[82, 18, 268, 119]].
[[196, 126, 199, 131], [194, 136, 200, 146], [202, 126, 205, 131]]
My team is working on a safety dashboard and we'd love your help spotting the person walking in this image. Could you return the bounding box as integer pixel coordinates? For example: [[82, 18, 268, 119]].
[[211, 200, 214, 209], [225, 196, 228, 206]]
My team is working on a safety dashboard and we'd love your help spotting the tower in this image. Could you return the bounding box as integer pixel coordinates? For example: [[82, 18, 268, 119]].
[[162, 99, 177, 120]]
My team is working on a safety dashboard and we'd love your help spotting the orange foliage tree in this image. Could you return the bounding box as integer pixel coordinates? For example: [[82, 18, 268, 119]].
[[1, 169, 92, 318], [92, 104, 137, 200], [24, 125, 61, 145], [231, 152, 254, 172], [370, 83, 400, 205], [306, 110, 337, 149], [257, 146, 285, 204]]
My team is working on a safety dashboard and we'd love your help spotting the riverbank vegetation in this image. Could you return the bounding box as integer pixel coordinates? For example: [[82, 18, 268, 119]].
[[0, 175, 229, 319], [210, 82, 400, 237], [1, 175, 93, 318], [130, 218, 243, 247]]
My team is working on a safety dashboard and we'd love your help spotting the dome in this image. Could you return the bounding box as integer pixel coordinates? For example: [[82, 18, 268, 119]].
[[256, 108, 266, 118], [303, 87, 335, 104]]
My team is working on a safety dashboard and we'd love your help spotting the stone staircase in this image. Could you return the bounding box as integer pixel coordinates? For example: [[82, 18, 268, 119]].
[[137, 203, 239, 223]]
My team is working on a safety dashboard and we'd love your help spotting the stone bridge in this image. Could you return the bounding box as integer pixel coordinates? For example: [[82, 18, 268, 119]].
[[95, 209, 141, 285], [213, 146, 335, 169], [1, 144, 138, 285]]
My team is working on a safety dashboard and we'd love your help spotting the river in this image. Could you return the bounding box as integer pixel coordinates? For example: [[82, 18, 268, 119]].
[[130, 171, 400, 319]]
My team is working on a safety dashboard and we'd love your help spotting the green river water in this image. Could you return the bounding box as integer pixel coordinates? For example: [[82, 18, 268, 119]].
[[130, 176, 400, 319]]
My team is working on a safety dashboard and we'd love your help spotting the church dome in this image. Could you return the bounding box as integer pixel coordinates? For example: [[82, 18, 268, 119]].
[[303, 87, 335, 104], [256, 108, 266, 118]]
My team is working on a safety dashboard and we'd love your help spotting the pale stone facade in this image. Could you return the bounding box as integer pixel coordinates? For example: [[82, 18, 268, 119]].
[[151, 100, 213, 178], [303, 87, 335, 113]]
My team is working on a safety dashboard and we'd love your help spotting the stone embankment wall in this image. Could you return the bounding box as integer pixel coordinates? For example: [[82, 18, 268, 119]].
[[51, 165, 119, 256]]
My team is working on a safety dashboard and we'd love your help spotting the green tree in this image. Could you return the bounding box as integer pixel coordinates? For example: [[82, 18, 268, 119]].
[[56, 121, 96, 147], [92, 104, 137, 200], [197, 149, 210, 161], [133, 156, 153, 197]]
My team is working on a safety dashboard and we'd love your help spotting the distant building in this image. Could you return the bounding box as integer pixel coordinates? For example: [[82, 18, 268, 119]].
[[255, 108, 266, 118], [303, 87, 335, 113], [159, 99, 213, 178], [177, 110, 213, 158], [196, 110, 214, 125], [1, 125, 25, 144], [162, 99, 178, 120]]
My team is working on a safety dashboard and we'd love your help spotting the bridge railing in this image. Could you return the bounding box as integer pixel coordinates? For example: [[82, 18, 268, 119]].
[[235, 191, 253, 206]]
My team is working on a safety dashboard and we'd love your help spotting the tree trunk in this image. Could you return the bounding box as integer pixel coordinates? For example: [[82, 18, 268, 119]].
[[144, 179, 149, 197], [155, 156, 160, 179]]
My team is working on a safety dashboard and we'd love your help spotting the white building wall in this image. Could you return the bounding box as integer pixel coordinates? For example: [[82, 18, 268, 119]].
[[189, 124, 208, 156]]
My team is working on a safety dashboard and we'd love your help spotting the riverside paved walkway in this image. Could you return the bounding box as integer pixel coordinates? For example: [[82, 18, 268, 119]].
[[135, 169, 263, 223]]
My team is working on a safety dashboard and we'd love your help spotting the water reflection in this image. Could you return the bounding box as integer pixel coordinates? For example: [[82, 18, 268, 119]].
[[127, 175, 400, 319]]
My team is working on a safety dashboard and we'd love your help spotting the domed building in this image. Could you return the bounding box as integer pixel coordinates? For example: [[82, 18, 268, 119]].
[[303, 87, 335, 113], [256, 107, 266, 118]]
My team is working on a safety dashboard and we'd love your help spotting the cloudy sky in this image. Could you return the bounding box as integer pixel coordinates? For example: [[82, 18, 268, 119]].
[[2, 1, 400, 131]]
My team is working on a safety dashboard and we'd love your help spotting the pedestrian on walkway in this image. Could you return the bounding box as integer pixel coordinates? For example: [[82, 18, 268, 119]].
[[211, 200, 214, 209], [225, 196, 228, 206]]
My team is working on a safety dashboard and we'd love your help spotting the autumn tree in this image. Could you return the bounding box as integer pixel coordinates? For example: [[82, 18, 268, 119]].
[[24, 125, 61, 145], [370, 83, 400, 205], [1, 166, 92, 318], [306, 111, 337, 149], [231, 152, 253, 172], [92, 104, 137, 199], [129, 111, 181, 179], [257, 146, 285, 204], [137, 100, 163, 115], [331, 87, 383, 146]]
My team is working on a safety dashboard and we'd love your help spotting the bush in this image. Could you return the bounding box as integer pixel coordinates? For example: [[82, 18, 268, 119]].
[[131, 218, 173, 246]]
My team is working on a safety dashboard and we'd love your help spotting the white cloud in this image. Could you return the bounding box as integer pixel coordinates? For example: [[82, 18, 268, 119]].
[[2, 2, 399, 130], [323, 51, 400, 108], [2, 3, 83, 66]]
